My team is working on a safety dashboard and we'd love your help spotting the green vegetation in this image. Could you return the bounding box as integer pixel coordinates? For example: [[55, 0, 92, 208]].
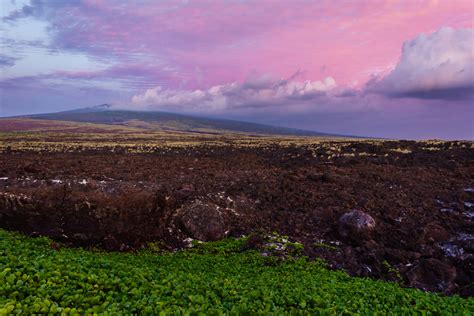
[[382, 260, 403, 284], [1, 229, 472, 315], [313, 242, 339, 252]]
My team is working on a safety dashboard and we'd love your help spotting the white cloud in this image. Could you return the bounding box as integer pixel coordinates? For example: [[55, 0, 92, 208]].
[[131, 75, 337, 112], [370, 27, 474, 99]]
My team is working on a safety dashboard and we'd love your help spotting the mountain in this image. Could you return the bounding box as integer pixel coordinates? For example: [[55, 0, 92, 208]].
[[9, 105, 343, 137], [56, 103, 114, 113]]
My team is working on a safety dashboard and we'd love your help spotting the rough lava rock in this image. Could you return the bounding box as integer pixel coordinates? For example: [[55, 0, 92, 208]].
[[177, 200, 228, 242], [418, 223, 450, 245], [407, 258, 457, 293], [338, 210, 376, 242]]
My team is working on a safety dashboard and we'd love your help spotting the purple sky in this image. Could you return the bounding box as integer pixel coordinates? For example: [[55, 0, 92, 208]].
[[0, 0, 473, 139]]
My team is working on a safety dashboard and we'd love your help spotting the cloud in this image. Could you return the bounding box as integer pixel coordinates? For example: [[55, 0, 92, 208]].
[[131, 75, 337, 112], [369, 27, 474, 100], [2, 0, 44, 21], [0, 55, 18, 68], [3, 1, 472, 89]]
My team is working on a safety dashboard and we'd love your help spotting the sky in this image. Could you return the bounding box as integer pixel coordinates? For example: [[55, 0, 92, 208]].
[[0, 0, 473, 139]]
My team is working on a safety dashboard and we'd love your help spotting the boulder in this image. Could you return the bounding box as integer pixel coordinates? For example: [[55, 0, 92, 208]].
[[177, 201, 228, 241], [338, 210, 376, 241]]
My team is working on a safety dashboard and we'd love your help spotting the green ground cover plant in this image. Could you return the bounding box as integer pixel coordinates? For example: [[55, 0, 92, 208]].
[[1, 229, 472, 315]]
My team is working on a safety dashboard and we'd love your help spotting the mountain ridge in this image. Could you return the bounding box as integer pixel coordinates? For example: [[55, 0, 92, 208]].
[[4, 105, 353, 137]]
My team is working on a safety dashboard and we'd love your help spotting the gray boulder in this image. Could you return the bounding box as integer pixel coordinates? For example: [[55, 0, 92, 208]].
[[338, 210, 376, 241], [177, 201, 228, 241]]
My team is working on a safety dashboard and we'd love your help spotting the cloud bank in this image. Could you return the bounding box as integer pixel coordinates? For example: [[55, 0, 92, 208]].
[[131, 27, 474, 113], [131, 76, 337, 112], [369, 27, 474, 100]]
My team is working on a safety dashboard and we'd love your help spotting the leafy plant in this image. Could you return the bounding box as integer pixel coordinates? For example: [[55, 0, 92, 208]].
[[313, 242, 339, 251], [0, 229, 473, 314], [382, 260, 403, 283]]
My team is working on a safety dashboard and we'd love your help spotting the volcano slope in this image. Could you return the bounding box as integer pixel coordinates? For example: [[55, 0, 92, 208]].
[[0, 127, 473, 297]]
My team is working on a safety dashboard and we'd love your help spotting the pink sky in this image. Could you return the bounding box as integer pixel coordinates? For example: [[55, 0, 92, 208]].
[[1, 0, 473, 139], [32, 0, 473, 87]]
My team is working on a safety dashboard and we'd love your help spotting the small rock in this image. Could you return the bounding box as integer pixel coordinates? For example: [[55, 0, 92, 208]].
[[23, 165, 39, 173], [306, 174, 320, 182], [338, 210, 376, 242], [419, 223, 450, 245], [407, 258, 457, 293], [103, 234, 120, 251], [321, 172, 335, 183], [460, 283, 474, 298], [72, 233, 89, 242], [242, 233, 265, 251]]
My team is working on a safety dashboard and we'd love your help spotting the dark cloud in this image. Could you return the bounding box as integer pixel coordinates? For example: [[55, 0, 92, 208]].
[[385, 86, 474, 101], [2, 0, 44, 21], [0, 54, 18, 68]]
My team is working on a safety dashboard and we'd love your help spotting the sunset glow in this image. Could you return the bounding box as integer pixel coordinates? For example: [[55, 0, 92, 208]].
[[1, 0, 473, 139]]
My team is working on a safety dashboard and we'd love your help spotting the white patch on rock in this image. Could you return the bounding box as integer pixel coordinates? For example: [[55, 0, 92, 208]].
[[440, 243, 465, 258], [183, 237, 194, 248], [440, 208, 454, 213]]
